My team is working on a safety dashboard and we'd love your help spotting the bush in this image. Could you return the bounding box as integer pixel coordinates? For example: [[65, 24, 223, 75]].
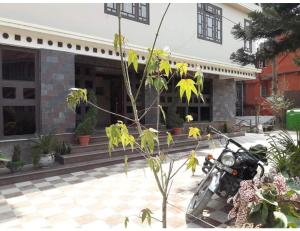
[[6, 145, 24, 173], [267, 130, 298, 175], [31, 134, 55, 167], [166, 102, 184, 129], [55, 141, 71, 155], [75, 90, 98, 136], [289, 149, 300, 177]]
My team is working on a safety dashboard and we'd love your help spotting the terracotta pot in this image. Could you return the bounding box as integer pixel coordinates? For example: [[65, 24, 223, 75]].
[[78, 135, 90, 146], [171, 127, 182, 135]]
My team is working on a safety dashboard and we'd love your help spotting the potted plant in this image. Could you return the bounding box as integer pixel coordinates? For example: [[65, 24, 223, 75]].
[[55, 140, 71, 156], [6, 145, 24, 173], [0, 152, 9, 168], [75, 117, 95, 146], [31, 134, 55, 168], [75, 91, 98, 146], [166, 103, 184, 135]]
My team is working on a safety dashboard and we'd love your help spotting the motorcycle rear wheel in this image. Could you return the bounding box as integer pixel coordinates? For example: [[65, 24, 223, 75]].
[[186, 177, 214, 223]]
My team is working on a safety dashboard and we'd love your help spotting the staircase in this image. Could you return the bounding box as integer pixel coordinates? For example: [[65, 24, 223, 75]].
[[56, 128, 209, 166]]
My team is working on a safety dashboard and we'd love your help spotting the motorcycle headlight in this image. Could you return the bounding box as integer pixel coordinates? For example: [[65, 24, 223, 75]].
[[221, 152, 235, 167]]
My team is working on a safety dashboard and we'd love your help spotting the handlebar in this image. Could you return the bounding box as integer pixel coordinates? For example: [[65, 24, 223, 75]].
[[207, 125, 251, 155]]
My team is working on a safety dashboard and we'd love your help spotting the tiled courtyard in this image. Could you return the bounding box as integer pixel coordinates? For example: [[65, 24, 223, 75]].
[[0, 133, 269, 228]]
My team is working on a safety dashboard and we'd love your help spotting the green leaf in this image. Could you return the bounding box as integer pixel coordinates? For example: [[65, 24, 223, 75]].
[[185, 115, 193, 122], [248, 202, 269, 225], [166, 132, 173, 147], [186, 150, 199, 175], [256, 191, 278, 206], [128, 50, 138, 72], [194, 70, 205, 102], [105, 121, 135, 156], [124, 216, 129, 228], [113, 33, 124, 51], [188, 127, 201, 139], [147, 156, 161, 173], [153, 76, 167, 92], [124, 155, 128, 175], [140, 129, 158, 153], [176, 79, 198, 104], [159, 105, 166, 123], [176, 63, 188, 77], [159, 59, 171, 77], [273, 211, 288, 228], [66, 88, 88, 111], [140, 208, 152, 226]]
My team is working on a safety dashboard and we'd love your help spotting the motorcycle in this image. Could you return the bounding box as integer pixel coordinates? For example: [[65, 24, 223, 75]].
[[186, 125, 268, 222]]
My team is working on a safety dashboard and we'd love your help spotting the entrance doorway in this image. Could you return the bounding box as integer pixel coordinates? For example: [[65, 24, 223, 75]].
[[75, 57, 124, 128]]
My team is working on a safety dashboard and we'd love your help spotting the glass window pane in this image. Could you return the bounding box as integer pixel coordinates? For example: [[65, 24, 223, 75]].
[[3, 106, 36, 136], [3, 87, 16, 99], [23, 88, 35, 99], [2, 49, 35, 81]]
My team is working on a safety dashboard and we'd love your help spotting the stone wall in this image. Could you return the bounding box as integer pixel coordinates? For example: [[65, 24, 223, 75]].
[[212, 78, 236, 122], [40, 49, 75, 134]]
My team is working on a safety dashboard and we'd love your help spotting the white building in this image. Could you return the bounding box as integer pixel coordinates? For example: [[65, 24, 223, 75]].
[[0, 3, 260, 141]]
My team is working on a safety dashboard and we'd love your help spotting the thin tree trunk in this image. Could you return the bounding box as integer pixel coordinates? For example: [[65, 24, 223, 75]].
[[272, 57, 278, 95], [162, 194, 167, 228]]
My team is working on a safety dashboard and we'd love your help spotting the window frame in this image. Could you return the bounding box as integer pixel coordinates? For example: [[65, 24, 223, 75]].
[[244, 19, 252, 53], [260, 82, 268, 98], [197, 3, 223, 44], [104, 3, 150, 25], [0, 45, 40, 139]]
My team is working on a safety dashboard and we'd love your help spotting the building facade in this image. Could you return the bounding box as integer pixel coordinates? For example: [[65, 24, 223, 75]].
[[243, 51, 300, 116], [0, 3, 260, 159]]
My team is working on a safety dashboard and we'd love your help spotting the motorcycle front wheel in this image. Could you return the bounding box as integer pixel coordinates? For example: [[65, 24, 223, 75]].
[[186, 176, 214, 223]]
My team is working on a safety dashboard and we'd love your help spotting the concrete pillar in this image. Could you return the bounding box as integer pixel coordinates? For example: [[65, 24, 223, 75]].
[[212, 77, 236, 123], [40, 49, 75, 134]]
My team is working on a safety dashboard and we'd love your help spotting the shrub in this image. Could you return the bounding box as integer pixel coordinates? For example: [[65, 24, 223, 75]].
[[166, 102, 184, 129], [31, 134, 55, 167], [266, 130, 298, 175], [55, 141, 71, 155], [228, 171, 300, 228], [75, 90, 98, 136], [6, 145, 24, 173]]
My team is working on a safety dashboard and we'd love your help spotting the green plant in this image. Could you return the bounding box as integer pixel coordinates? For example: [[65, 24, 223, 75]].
[[6, 145, 24, 173], [288, 148, 300, 177], [66, 3, 206, 227], [267, 130, 299, 175], [55, 141, 71, 155], [0, 152, 9, 167], [75, 117, 95, 136], [75, 90, 98, 136], [31, 134, 55, 167], [223, 122, 228, 133], [166, 102, 184, 129], [228, 173, 300, 228]]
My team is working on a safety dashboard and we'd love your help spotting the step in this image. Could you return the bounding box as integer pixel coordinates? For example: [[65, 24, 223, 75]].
[[72, 133, 191, 153], [59, 138, 204, 164], [0, 144, 207, 186]]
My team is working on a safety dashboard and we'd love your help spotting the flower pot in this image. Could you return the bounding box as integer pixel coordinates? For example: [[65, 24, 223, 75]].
[[78, 135, 90, 146], [171, 127, 182, 135], [39, 152, 55, 168]]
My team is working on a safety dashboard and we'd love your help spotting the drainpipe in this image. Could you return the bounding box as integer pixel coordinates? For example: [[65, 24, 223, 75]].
[[272, 57, 278, 95]]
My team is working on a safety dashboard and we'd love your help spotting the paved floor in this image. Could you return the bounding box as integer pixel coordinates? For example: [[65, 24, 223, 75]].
[[0, 133, 269, 228]]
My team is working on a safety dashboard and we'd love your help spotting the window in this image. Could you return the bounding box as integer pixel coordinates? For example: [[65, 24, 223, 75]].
[[261, 83, 268, 98], [197, 3, 222, 44], [0, 47, 38, 137], [244, 19, 252, 52], [105, 3, 149, 24]]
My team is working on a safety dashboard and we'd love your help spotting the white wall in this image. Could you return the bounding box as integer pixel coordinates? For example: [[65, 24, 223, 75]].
[[0, 3, 254, 65]]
